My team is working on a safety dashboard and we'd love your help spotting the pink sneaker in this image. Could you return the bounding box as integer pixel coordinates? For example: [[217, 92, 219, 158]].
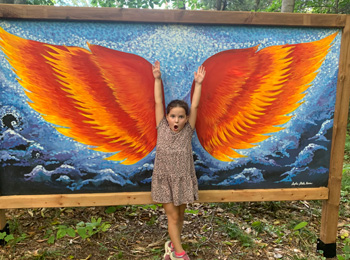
[[164, 241, 174, 254], [169, 251, 190, 260], [164, 253, 171, 260], [163, 241, 174, 260]]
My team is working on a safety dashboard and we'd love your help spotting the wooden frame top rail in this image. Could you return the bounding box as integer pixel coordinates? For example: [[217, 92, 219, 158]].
[[0, 4, 347, 27], [0, 188, 329, 209]]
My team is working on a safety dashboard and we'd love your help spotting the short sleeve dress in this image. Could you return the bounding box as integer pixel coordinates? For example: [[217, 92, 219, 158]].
[[151, 117, 199, 206]]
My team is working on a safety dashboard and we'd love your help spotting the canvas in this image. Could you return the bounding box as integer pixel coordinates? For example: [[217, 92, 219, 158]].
[[0, 20, 341, 195]]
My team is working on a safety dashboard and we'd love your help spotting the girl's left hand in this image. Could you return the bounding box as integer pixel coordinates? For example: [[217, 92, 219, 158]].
[[194, 65, 206, 84]]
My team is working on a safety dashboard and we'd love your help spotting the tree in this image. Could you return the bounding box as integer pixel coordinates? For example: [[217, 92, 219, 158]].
[[0, 0, 23, 3], [0, 0, 349, 13], [294, 0, 350, 14], [0, 0, 55, 4], [197, 0, 274, 11], [281, 0, 295, 12]]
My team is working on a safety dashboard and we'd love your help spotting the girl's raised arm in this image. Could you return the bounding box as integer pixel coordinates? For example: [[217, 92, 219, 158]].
[[153, 61, 164, 127], [189, 65, 206, 129]]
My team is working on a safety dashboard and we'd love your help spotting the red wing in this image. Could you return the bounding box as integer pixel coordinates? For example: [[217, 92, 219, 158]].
[[0, 27, 160, 165], [192, 33, 337, 162]]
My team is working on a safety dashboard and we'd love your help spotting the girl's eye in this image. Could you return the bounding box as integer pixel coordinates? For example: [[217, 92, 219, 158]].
[[179, 116, 184, 119], [170, 115, 175, 118]]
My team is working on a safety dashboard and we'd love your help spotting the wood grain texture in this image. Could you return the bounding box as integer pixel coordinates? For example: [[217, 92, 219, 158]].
[[320, 15, 350, 244], [0, 210, 5, 230], [0, 188, 328, 209], [0, 5, 348, 248], [0, 4, 347, 27]]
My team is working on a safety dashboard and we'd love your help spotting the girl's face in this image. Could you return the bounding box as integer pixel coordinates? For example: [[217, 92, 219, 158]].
[[166, 106, 189, 133]]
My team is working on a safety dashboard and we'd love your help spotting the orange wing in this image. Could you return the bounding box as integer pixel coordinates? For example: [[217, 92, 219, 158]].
[[0, 27, 160, 165], [192, 33, 337, 162]]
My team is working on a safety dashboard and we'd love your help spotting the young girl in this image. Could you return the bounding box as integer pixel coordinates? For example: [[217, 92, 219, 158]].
[[151, 61, 206, 260]]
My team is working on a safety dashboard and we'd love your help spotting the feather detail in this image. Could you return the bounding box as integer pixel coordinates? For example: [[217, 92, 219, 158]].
[[193, 33, 337, 161], [0, 27, 159, 165]]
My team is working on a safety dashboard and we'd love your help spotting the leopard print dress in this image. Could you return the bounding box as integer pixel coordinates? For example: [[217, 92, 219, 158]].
[[151, 117, 199, 206]]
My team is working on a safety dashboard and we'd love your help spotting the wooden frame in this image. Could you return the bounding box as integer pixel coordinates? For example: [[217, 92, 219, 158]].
[[320, 14, 350, 245], [0, 188, 329, 209], [0, 4, 346, 27], [0, 5, 349, 254]]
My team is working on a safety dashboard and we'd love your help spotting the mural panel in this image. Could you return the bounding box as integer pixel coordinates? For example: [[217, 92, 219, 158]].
[[0, 20, 341, 195]]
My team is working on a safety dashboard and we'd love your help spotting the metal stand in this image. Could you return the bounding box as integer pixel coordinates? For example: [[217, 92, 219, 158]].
[[317, 239, 337, 258], [0, 223, 9, 246]]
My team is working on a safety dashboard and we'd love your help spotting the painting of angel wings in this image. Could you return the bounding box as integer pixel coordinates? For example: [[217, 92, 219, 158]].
[[0, 21, 341, 194]]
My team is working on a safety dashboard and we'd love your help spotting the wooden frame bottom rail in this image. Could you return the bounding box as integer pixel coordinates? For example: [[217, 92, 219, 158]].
[[0, 188, 328, 209]]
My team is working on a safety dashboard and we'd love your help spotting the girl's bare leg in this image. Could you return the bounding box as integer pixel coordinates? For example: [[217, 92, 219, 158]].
[[178, 204, 186, 234], [163, 203, 187, 254]]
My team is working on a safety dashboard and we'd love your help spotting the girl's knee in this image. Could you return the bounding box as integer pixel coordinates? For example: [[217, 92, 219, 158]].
[[178, 214, 184, 223], [163, 203, 185, 224], [167, 213, 182, 225]]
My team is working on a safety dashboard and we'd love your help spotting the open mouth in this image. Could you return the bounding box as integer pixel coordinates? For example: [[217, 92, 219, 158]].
[[174, 125, 179, 130]]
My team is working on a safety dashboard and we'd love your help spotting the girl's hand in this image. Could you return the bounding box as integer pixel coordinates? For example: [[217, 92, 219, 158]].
[[152, 61, 161, 79], [194, 65, 206, 84]]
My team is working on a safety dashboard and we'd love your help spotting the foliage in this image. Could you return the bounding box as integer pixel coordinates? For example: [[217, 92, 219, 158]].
[[340, 161, 350, 220], [0, 232, 27, 245], [90, 0, 163, 8], [342, 135, 350, 201], [0, 0, 55, 5], [293, 221, 308, 230], [216, 218, 254, 247], [338, 238, 350, 260], [0, 220, 27, 246], [257, 0, 350, 13], [341, 169, 350, 199], [344, 133, 350, 162], [45, 216, 111, 244], [1, 199, 350, 259], [2, 0, 349, 13], [294, 0, 350, 14], [76, 217, 111, 239]]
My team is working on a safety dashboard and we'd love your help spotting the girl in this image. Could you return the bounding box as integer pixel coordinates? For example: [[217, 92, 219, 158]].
[[151, 61, 206, 260]]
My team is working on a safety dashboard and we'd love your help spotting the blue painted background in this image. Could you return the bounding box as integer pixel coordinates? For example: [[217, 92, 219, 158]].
[[0, 20, 341, 195]]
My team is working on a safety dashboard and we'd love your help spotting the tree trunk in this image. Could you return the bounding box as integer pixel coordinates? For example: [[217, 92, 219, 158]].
[[281, 0, 295, 12], [335, 0, 339, 13], [216, 0, 227, 11], [255, 0, 260, 11], [222, 0, 227, 10], [216, 0, 221, 10], [179, 0, 186, 9], [0, 0, 26, 3]]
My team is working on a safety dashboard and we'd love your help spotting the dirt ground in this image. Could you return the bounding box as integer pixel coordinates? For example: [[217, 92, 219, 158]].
[[0, 200, 349, 260]]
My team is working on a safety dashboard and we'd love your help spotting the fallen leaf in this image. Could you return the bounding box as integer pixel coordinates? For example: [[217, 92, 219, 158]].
[[131, 247, 147, 253], [147, 240, 164, 248], [27, 210, 34, 217], [222, 241, 233, 246], [79, 254, 91, 260]]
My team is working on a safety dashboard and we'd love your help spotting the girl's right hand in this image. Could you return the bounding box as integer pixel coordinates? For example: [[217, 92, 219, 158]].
[[152, 61, 161, 79]]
